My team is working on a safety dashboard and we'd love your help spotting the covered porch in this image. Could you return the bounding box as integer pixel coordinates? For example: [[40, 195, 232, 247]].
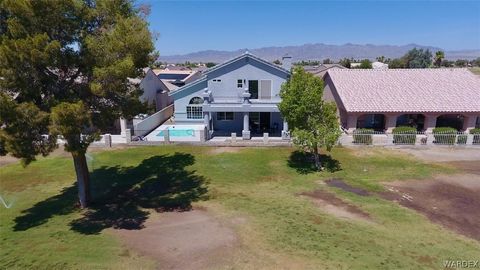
[[343, 112, 479, 134], [204, 111, 289, 140]]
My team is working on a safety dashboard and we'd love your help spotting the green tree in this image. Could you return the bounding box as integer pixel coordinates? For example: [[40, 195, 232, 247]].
[[376, 56, 386, 63], [455, 59, 468, 67], [434, 51, 445, 67], [402, 48, 433, 68], [359, 59, 372, 69], [339, 58, 351, 68], [388, 58, 406, 69], [322, 58, 332, 64], [0, 0, 155, 208], [441, 59, 454, 67], [205, 62, 217, 68], [278, 67, 341, 171], [472, 57, 480, 67]]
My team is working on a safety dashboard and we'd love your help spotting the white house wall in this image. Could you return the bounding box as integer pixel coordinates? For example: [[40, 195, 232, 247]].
[[208, 64, 285, 101], [139, 70, 162, 105]]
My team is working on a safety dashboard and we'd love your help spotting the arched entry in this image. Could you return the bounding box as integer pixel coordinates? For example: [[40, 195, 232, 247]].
[[396, 114, 425, 131], [357, 114, 385, 131], [436, 114, 465, 131]]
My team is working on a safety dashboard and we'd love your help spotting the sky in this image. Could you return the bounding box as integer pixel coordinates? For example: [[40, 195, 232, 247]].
[[143, 0, 480, 56]]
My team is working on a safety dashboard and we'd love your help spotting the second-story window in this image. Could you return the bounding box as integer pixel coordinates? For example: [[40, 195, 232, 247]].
[[186, 97, 203, 119], [237, 79, 243, 88]]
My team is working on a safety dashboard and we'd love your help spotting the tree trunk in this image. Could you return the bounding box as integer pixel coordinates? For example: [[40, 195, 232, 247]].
[[72, 152, 91, 208], [313, 145, 322, 171]]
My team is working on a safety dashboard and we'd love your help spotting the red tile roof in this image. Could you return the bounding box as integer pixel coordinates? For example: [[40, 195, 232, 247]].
[[326, 68, 480, 113]]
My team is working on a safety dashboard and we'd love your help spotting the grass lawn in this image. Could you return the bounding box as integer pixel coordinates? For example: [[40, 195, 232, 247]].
[[470, 67, 480, 75], [1, 145, 479, 269]]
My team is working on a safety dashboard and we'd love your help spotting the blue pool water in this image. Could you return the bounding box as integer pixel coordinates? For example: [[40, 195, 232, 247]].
[[157, 128, 195, 137]]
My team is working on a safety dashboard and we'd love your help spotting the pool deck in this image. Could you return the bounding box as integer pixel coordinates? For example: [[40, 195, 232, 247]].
[[144, 123, 206, 142]]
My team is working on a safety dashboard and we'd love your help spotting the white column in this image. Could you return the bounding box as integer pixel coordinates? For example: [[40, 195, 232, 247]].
[[120, 117, 127, 136], [385, 114, 398, 133], [203, 112, 210, 140], [346, 114, 358, 134], [424, 114, 438, 133], [125, 129, 132, 144], [282, 120, 290, 140], [104, 134, 112, 147], [463, 115, 478, 132], [242, 112, 250, 140]]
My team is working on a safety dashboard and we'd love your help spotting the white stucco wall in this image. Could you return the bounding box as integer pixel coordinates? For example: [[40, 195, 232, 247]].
[[139, 69, 163, 106], [207, 64, 285, 101]]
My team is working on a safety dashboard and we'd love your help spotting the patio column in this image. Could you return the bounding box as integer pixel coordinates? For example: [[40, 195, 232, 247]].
[[203, 112, 210, 139], [463, 114, 478, 132], [242, 112, 250, 140], [424, 114, 439, 133], [384, 114, 398, 133], [120, 117, 127, 136], [281, 120, 290, 140], [346, 114, 358, 134]]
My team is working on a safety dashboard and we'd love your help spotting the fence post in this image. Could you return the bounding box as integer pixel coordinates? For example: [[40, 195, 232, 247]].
[[200, 127, 206, 142], [466, 134, 474, 145], [231, 132, 236, 143], [164, 129, 170, 144], [426, 132, 434, 145], [125, 129, 132, 144], [263, 133, 269, 144], [386, 133, 394, 146], [104, 134, 112, 147]]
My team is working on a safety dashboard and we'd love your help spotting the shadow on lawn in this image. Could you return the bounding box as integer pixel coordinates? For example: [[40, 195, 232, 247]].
[[288, 151, 341, 174], [13, 152, 208, 234]]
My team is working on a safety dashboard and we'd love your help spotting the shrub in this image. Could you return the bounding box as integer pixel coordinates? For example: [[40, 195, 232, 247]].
[[392, 126, 416, 144], [353, 128, 374, 145], [470, 128, 480, 144], [433, 127, 457, 145]]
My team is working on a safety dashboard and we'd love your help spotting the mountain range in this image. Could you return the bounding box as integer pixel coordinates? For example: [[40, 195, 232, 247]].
[[160, 43, 480, 63]]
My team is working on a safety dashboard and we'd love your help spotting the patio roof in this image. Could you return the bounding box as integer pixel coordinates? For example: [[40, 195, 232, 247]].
[[326, 68, 480, 113]]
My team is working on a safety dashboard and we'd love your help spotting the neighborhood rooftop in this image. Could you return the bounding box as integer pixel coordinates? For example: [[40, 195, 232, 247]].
[[326, 68, 480, 113]]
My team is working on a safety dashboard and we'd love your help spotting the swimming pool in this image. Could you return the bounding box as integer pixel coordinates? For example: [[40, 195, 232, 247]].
[[157, 128, 195, 137]]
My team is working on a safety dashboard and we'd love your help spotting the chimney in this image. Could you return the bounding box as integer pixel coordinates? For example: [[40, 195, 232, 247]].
[[282, 54, 292, 71]]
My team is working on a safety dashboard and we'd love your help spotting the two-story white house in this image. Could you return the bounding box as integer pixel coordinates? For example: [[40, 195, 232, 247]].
[[168, 52, 292, 140]]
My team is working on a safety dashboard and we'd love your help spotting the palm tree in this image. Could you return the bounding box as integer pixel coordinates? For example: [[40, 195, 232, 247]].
[[434, 51, 445, 67]]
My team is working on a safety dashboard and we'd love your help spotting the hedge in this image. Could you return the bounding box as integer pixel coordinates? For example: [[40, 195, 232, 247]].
[[353, 128, 374, 144], [471, 128, 480, 144], [392, 126, 416, 144], [433, 127, 457, 145]]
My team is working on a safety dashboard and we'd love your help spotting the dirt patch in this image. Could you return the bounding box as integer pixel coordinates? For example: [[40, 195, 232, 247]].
[[325, 178, 370, 196], [301, 190, 373, 223], [208, 147, 242, 155], [445, 161, 480, 175], [113, 209, 237, 270], [394, 147, 480, 162], [0, 155, 19, 167], [381, 174, 480, 241]]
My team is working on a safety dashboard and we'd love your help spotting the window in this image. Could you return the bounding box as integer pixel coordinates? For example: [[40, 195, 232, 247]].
[[248, 80, 258, 99], [187, 97, 203, 119], [217, 112, 234, 121], [260, 80, 272, 99], [237, 79, 243, 88]]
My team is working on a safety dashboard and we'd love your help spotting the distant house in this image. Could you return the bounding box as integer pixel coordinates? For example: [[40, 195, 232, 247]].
[[372, 61, 388, 70], [139, 68, 201, 111], [168, 52, 291, 139], [304, 64, 346, 78], [323, 68, 480, 133]]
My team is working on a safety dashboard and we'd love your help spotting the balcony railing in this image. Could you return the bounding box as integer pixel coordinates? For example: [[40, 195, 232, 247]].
[[209, 96, 280, 103]]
